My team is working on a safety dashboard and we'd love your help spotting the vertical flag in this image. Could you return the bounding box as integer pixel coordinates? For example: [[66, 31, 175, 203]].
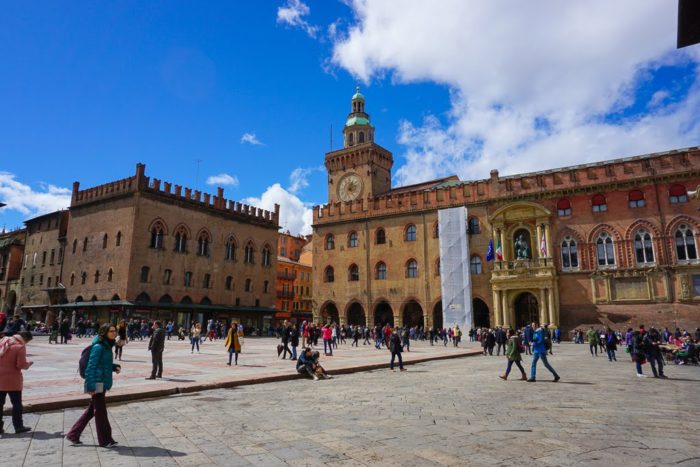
[[486, 239, 494, 261], [540, 231, 547, 257], [495, 237, 503, 260]]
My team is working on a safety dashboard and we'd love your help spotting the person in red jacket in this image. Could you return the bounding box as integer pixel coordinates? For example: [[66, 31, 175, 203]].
[[0, 331, 33, 434], [322, 324, 333, 356]]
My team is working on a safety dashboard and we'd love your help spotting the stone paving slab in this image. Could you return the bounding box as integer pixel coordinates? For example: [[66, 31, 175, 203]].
[[12, 336, 477, 413], [2, 343, 699, 466]]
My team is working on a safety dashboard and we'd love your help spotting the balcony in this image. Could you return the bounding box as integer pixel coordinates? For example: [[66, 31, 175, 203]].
[[491, 258, 556, 280], [277, 271, 297, 281]]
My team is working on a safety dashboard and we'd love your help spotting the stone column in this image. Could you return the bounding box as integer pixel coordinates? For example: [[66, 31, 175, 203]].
[[548, 287, 555, 326], [501, 291, 509, 328], [493, 289, 501, 327], [552, 285, 560, 327], [539, 288, 547, 325], [545, 223, 552, 259], [536, 224, 543, 259], [500, 230, 506, 261]]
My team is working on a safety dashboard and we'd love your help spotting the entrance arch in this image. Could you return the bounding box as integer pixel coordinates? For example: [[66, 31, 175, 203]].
[[346, 302, 365, 325], [432, 300, 443, 329], [402, 300, 424, 328], [320, 302, 339, 324], [5, 290, 17, 313], [374, 301, 394, 326], [473, 298, 490, 328], [514, 292, 539, 329]]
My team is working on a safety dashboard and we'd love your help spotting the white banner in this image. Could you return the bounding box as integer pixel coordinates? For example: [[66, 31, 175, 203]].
[[438, 207, 473, 330]]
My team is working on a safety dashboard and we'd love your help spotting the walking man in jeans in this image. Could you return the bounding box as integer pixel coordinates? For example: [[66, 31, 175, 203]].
[[146, 321, 165, 380], [528, 323, 560, 383]]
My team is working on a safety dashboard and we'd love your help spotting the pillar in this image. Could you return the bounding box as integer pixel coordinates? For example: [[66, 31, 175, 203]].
[[500, 229, 506, 261], [493, 289, 501, 326], [545, 223, 552, 259], [536, 224, 543, 260], [552, 285, 560, 327], [539, 288, 547, 325], [547, 287, 555, 326], [501, 291, 509, 328]]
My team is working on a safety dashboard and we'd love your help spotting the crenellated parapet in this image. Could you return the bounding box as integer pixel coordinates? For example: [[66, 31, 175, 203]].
[[72, 163, 280, 228], [313, 146, 700, 225]]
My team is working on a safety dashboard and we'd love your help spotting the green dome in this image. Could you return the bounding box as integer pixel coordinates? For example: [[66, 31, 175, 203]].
[[345, 116, 372, 127], [352, 85, 365, 101]]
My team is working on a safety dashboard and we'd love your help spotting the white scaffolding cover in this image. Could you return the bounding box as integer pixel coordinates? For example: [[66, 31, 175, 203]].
[[438, 207, 472, 329]]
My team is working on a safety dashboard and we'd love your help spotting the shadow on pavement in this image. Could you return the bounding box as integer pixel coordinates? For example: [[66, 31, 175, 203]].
[[161, 378, 195, 383], [558, 381, 595, 385], [6, 430, 65, 440], [115, 446, 186, 457]]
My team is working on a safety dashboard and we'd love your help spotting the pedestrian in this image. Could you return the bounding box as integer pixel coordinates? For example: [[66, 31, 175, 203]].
[[281, 323, 292, 359], [65, 324, 121, 447], [289, 324, 299, 360], [605, 327, 618, 362], [166, 321, 173, 340], [0, 331, 33, 434], [322, 324, 333, 356], [587, 327, 599, 356], [60, 318, 70, 344], [631, 330, 648, 377], [389, 328, 406, 371], [190, 322, 201, 353], [528, 323, 560, 383], [225, 322, 243, 366], [644, 327, 666, 378], [495, 327, 507, 355], [114, 319, 127, 361], [453, 325, 462, 347], [499, 329, 527, 381], [401, 327, 410, 352], [145, 320, 165, 380], [352, 326, 360, 347]]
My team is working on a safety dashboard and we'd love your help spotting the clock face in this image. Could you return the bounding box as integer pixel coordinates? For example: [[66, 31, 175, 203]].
[[338, 174, 363, 202]]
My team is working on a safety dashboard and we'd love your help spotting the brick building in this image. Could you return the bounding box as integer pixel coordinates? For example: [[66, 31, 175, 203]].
[[274, 232, 313, 325], [19, 163, 280, 332], [0, 228, 26, 315], [312, 89, 700, 333]]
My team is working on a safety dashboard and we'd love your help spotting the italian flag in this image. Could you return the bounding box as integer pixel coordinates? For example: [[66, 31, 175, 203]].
[[496, 237, 503, 260]]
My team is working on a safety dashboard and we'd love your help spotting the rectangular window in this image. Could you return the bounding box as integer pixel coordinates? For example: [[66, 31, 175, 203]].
[[39, 274, 43, 285], [592, 204, 608, 212], [557, 208, 571, 217], [629, 199, 645, 208], [693, 275, 700, 297], [50, 249, 55, 265]]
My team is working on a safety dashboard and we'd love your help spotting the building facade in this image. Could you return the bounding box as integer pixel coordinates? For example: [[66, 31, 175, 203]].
[[0, 228, 26, 315], [312, 89, 700, 333], [275, 233, 313, 324], [19, 164, 280, 332]]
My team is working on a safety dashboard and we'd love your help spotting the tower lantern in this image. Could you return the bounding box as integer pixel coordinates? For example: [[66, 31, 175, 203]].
[[343, 86, 374, 148]]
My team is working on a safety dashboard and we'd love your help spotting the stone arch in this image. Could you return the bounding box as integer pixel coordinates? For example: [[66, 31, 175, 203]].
[[319, 301, 339, 324], [587, 223, 622, 243], [373, 299, 394, 326], [400, 297, 424, 328], [345, 301, 366, 326], [556, 227, 586, 270], [625, 219, 662, 242], [75, 295, 84, 303], [111, 294, 120, 301], [159, 294, 173, 304], [148, 217, 169, 235], [171, 222, 190, 238], [588, 223, 625, 267], [200, 296, 212, 305], [180, 296, 192, 304], [135, 292, 150, 303], [626, 219, 664, 265], [513, 291, 539, 329], [472, 297, 490, 328], [664, 215, 700, 237]]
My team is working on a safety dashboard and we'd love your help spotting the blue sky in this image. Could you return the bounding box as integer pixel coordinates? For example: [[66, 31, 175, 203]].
[[1, 1, 698, 234]]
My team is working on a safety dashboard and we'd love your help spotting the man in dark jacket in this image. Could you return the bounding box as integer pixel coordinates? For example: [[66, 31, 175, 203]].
[[146, 321, 165, 380], [495, 327, 507, 356], [389, 329, 406, 371], [644, 327, 666, 378], [281, 324, 292, 359]]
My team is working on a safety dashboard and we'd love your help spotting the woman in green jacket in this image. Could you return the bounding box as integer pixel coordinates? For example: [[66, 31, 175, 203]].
[[499, 329, 527, 381]]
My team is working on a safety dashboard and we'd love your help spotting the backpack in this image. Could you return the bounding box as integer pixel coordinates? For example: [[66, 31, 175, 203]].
[[78, 344, 94, 379]]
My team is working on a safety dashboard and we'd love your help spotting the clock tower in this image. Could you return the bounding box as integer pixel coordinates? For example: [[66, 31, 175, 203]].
[[325, 87, 394, 204]]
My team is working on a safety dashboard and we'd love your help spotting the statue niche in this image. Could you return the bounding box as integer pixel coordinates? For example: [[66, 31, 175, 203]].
[[513, 229, 532, 260]]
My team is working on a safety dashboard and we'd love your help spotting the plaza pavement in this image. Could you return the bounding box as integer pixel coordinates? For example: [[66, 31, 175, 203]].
[[2, 341, 699, 466], [14, 335, 479, 412]]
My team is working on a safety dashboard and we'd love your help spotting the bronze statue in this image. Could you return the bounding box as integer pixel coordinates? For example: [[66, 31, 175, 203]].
[[514, 234, 531, 259]]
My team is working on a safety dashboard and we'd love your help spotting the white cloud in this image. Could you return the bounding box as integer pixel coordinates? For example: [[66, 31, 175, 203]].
[[288, 165, 324, 194], [277, 0, 319, 38], [206, 173, 239, 187], [331, 1, 700, 184], [243, 183, 314, 236], [241, 132, 264, 146], [0, 172, 71, 218], [648, 90, 670, 108]]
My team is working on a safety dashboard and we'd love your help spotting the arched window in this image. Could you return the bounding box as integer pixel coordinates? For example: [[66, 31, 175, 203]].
[[245, 278, 252, 292], [325, 234, 335, 250], [263, 280, 269, 293], [561, 236, 579, 269], [116, 231, 122, 247], [244, 241, 255, 264], [469, 255, 482, 274], [348, 231, 359, 248], [174, 227, 188, 253], [203, 273, 211, 289], [197, 231, 210, 256], [359, 131, 365, 143], [150, 222, 165, 249], [628, 190, 645, 208], [225, 237, 237, 261], [634, 229, 654, 264], [433, 222, 439, 239], [675, 224, 697, 261], [94, 270, 100, 283], [107, 268, 113, 282], [557, 199, 572, 217], [376, 228, 386, 245], [592, 194, 608, 212], [81, 271, 87, 285], [376, 262, 387, 280], [102, 234, 108, 249], [261, 245, 272, 267], [184, 271, 192, 287], [225, 276, 233, 290], [405, 224, 417, 241], [406, 259, 418, 278], [140, 266, 150, 283], [72, 239, 77, 254], [83, 237, 88, 252], [348, 132, 354, 146], [596, 232, 615, 266], [70, 273, 75, 286], [324, 266, 335, 283], [468, 217, 481, 235], [669, 184, 688, 204], [348, 264, 359, 281]]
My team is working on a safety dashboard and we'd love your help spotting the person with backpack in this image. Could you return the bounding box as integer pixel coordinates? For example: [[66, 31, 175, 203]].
[[499, 329, 527, 381], [66, 323, 121, 447], [0, 331, 33, 434]]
